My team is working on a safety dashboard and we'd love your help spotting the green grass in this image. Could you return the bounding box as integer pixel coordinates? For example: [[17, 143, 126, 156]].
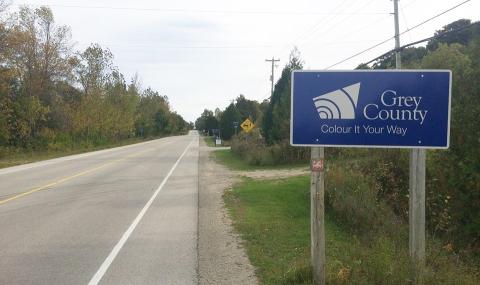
[[0, 136, 157, 169], [203, 136, 217, 147], [224, 175, 480, 285], [213, 149, 307, 171]]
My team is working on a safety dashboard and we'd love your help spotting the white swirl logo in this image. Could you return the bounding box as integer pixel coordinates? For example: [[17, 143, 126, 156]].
[[313, 82, 360, 119]]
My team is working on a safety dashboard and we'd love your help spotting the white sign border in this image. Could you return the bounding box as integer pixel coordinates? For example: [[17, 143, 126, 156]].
[[290, 69, 452, 149]]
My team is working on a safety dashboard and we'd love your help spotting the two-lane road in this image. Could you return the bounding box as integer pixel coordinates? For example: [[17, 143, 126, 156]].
[[0, 132, 199, 284]]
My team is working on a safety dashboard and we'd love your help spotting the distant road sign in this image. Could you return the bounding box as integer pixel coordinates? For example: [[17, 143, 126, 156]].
[[291, 70, 451, 149], [240, 118, 255, 133]]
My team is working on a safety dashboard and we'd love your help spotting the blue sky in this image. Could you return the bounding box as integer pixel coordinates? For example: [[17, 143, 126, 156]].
[[8, 0, 480, 122]]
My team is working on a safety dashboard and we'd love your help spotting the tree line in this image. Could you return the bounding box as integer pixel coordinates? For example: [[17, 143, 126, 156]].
[[196, 20, 480, 255], [0, 4, 189, 153], [195, 94, 265, 140]]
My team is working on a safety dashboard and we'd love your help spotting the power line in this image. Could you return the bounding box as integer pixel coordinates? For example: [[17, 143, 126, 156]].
[[400, 0, 413, 42], [325, 0, 472, 69], [302, 12, 393, 50], [78, 40, 375, 51], [292, 0, 351, 48], [278, 0, 357, 55], [397, 0, 471, 38], [362, 21, 480, 66], [299, 0, 379, 48], [108, 44, 280, 49], [16, 3, 388, 16], [324, 36, 395, 69]]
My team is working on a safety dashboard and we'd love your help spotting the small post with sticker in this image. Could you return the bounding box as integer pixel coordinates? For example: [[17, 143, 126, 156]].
[[310, 147, 325, 285]]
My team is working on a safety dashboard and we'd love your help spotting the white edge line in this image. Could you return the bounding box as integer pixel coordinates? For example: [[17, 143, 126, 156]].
[[88, 138, 195, 285]]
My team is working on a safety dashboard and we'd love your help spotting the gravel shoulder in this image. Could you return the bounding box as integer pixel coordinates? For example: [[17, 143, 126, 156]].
[[198, 142, 258, 285], [233, 168, 309, 180]]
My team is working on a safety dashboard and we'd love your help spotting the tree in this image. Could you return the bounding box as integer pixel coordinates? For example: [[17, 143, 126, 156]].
[[219, 104, 240, 140], [421, 43, 480, 245], [195, 109, 218, 135], [75, 44, 115, 96], [367, 46, 427, 70], [5, 6, 72, 100], [262, 48, 303, 144], [427, 19, 480, 51], [135, 88, 170, 137], [235, 94, 261, 123], [0, 4, 188, 149]]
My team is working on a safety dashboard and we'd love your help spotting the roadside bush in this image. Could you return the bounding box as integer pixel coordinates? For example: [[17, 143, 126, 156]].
[[231, 129, 269, 165], [269, 140, 309, 164], [33, 127, 57, 149], [326, 162, 405, 240], [0, 145, 9, 159], [358, 149, 410, 219], [231, 130, 309, 166], [352, 146, 480, 256]]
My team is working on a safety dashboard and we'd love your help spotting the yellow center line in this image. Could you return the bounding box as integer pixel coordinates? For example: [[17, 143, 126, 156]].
[[0, 148, 152, 206]]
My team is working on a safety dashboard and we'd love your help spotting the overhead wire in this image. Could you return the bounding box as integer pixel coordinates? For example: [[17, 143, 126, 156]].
[[293, 0, 353, 48], [325, 0, 472, 69], [402, 0, 420, 10], [324, 36, 395, 69], [299, 0, 379, 47], [400, 0, 413, 42], [278, 0, 389, 66], [362, 21, 480, 66], [103, 44, 281, 50], [300, 5, 393, 51], [398, 0, 471, 38], [278, 0, 351, 56], [16, 2, 387, 16]]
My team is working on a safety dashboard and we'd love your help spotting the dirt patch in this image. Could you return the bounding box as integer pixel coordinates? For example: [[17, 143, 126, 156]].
[[198, 142, 258, 285], [234, 168, 309, 180]]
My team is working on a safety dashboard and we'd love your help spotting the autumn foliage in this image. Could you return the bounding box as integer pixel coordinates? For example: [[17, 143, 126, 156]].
[[0, 5, 189, 154]]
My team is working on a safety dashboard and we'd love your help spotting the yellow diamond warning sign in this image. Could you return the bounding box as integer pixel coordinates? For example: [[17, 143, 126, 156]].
[[240, 118, 255, 133]]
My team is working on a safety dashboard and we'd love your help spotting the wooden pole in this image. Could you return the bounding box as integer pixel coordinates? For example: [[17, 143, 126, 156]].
[[392, 0, 426, 281], [409, 149, 426, 282], [311, 147, 325, 285]]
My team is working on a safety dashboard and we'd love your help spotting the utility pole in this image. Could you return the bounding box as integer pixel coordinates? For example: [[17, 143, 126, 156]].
[[265, 57, 280, 97], [394, 0, 401, 69], [393, 0, 425, 283]]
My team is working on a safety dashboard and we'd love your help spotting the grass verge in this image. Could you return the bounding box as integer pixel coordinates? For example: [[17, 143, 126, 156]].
[[0, 136, 161, 169], [203, 136, 217, 147], [224, 174, 479, 285]]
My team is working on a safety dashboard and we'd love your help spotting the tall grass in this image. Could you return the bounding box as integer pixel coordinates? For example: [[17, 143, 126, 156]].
[[224, 163, 479, 284], [0, 134, 159, 169]]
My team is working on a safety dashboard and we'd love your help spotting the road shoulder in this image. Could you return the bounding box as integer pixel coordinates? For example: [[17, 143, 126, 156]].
[[198, 140, 258, 285]]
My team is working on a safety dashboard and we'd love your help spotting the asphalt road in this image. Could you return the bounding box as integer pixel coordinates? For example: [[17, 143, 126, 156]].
[[0, 132, 199, 285]]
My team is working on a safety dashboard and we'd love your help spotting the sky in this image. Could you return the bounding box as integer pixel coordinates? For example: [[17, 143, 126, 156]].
[[6, 0, 480, 122]]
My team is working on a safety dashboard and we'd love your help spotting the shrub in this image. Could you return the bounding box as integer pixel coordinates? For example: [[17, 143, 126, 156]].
[[231, 130, 309, 166], [326, 162, 405, 240]]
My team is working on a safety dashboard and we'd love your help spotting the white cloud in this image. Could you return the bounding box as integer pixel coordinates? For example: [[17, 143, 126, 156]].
[[10, 0, 480, 121]]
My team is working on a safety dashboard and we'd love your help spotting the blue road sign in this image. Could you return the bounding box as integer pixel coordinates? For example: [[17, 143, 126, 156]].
[[291, 70, 451, 149]]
